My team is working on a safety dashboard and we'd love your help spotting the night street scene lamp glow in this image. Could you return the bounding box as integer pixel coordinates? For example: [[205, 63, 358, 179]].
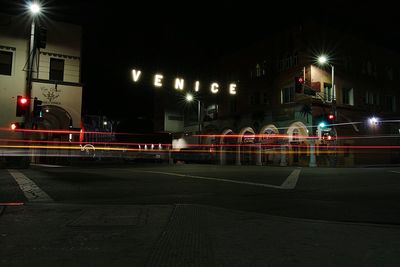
[[185, 93, 194, 102], [29, 2, 41, 14], [369, 117, 379, 126], [318, 55, 328, 65]]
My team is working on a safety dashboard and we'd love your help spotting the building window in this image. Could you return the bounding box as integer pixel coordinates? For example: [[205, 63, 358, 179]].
[[276, 53, 298, 72], [262, 61, 267, 76], [323, 83, 332, 102], [375, 93, 380, 105], [385, 95, 396, 112], [365, 91, 372, 104], [365, 91, 379, 105], [49, 58, 64, 81], [342, 88, 354, 106], [0, 51, 13, 76], [255, 64, 261, 77], [281, 87, 294, 104]]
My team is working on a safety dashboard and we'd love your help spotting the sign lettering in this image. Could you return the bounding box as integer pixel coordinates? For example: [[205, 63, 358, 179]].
[[131, 69, 237, 94]]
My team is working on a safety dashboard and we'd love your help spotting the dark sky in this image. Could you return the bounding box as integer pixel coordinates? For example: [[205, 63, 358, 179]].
[[1, 0, 399, 120]]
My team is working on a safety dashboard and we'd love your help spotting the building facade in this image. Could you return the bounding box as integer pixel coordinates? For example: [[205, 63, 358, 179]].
[[154, 23, 400, 166], [0, 12, 83, 140]]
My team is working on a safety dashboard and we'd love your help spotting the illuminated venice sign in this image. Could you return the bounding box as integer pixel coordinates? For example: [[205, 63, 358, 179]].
[[131, 69, 237, 95]]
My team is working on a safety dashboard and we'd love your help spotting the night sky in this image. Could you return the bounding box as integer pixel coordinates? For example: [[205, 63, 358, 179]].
[[1, 0, 399, 122]]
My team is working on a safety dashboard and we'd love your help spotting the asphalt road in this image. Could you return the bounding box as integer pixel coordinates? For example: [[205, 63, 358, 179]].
[[2, 163, 400, 224]]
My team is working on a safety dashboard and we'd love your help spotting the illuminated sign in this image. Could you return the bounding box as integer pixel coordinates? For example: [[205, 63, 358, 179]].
[[131, 69, 237, 95]]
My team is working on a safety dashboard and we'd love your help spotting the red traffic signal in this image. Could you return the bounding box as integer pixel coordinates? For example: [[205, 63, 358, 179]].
[[295, 76, 305, 93], [328, 113, 335, 121], [19, 97, 28, 105], [16, 95, 29, 117], [297, 76, 304, 84]]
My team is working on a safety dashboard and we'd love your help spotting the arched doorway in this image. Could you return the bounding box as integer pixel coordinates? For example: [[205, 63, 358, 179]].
[[220, 129, 235, 165], [238, 127, 255, 165], [259, 124, 279, 165], [33, 105, 73, 164], [35, 105, 73, 138], [287, 121, 309, 166]]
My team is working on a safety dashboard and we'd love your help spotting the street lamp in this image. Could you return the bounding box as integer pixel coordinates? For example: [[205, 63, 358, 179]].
[[185, 93, 202, 144], [29, 2, 41, 14], [368, 116, 379, 135], [317, 55, 335, 103], [26, 2, 42, 123], [368, 116, 379, 126]]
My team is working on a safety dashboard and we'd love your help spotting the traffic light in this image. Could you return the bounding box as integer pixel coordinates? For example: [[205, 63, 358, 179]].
[[327, 113, 335, 123], [295, 76, 304, 93], [318, 121, 327, 129], [33, 97, 43, 117], [16, 95, 29, 117]]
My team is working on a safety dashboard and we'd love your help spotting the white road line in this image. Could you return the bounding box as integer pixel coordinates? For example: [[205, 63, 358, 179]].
[[138, 170, 300, 190], [280, 168, 301, 189], [389, 171, 400, 174], [31, 163, 64, 168], [8, 169, 53, 202]]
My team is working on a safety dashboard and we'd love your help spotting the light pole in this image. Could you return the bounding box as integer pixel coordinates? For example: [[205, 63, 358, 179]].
[[185, 93, 201, 144], [26, 2, 41, 123], [317, 55, 335, 103]]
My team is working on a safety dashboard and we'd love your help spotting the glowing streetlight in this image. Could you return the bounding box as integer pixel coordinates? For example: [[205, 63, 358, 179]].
[[318, 55, 328, 64], [185, 93, 201, 144], [29, 2, 41, 14], [25, 1, 43, 125], [317, 55, 334, 101], [317, 54, 336, 136], [185, 93, 194, 102], [369, 117, 379, 126]]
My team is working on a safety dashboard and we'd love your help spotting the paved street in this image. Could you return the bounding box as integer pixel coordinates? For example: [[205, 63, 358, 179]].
[[3, 163, 400, 223], [1, 163, 400, 266]]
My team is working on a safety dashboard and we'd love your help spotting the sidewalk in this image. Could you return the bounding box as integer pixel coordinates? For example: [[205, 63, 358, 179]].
[[1, 203, 400, 266]]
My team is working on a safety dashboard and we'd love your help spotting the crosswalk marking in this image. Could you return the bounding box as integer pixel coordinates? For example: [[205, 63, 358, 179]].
[[281, 168, 301, 189], [7, 169, 53, 202], [136, 168, 301, 190]]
